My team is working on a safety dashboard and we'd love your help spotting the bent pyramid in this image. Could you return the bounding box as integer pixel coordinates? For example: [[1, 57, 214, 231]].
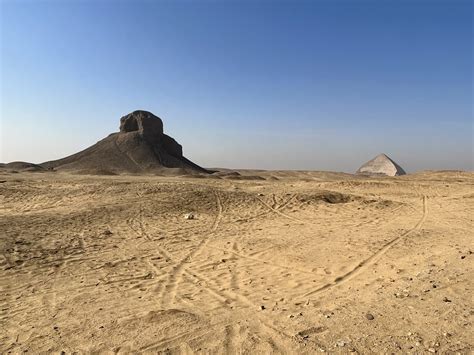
[[356, 153, 406, 176], [42, 110, 209, 174]]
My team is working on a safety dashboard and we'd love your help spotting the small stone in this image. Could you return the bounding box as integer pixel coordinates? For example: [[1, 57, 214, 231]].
[[260, 305, 266, 310], [428, 348, 436, 353], [442, 297, 452, 302], [336, 340, 346, 347], [184, 213, 195, 220], [366, 313, 375, 320]]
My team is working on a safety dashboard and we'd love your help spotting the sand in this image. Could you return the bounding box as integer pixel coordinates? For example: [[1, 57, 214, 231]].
[[1, 170, 473, 353]]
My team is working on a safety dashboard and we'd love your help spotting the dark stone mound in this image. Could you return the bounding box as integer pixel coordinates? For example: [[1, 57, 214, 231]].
[[213, 171, 241, 177], [1, 162, 46, 172], [41, 110, 209, 175], [299, 191, 353, 204], [224, 175, 266, 181]]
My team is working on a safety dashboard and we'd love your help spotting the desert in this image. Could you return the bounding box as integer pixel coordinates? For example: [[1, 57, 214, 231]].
[[1, 167, 473, 353]]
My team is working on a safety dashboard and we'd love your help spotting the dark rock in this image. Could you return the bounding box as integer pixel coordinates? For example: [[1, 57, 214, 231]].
[[2, 162, 45, 172], [120, 110, 163, 136], [366, 313, 375, 320]]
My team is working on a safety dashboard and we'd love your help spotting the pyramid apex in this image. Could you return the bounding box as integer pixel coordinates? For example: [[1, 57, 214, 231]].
[[356, 153, 406, 176]]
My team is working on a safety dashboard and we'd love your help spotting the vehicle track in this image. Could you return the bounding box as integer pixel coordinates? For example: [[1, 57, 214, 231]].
[[207, 245, 315, 275], [160, 191, 223, 307], [234, 193, 297, 223], [135, 191, 300, 347], [302, 195, 428, 298], [256, 195, 311, 224]]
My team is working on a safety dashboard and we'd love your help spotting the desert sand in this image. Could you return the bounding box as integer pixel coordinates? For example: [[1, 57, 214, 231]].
[[1, 169, 473, 353]]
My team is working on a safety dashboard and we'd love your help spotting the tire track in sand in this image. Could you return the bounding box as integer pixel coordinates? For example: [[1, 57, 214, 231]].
[[160, 191, 223, 307], [231, 193, 296, 224], [302, 195, 428, 298], [153, 192, 296, 349], [256, 195, 312, 224]]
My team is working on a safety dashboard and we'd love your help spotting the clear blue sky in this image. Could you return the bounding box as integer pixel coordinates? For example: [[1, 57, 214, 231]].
[[1, 0, 472, 172]]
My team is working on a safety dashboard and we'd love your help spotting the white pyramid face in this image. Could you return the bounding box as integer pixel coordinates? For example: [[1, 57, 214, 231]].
[[356, 154, 406, 176]]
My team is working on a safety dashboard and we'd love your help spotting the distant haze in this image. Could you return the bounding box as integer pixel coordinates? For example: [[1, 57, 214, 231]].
[[1, 0, 472, 172]]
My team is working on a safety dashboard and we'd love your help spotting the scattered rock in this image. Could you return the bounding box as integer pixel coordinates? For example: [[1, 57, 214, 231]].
[[143, 272, 154, 279], [323, 311, 333, 318], [336, 340, 346, 347], [442, 297, 452, 303], [184, 213, 195, 220], [296, 326, 326, 338], [366, 313, 375, 320], [428, 348, 436, 353]]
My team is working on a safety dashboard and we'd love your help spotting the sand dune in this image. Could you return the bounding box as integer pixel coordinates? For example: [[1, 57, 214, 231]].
[[1, 170, 473, 353]]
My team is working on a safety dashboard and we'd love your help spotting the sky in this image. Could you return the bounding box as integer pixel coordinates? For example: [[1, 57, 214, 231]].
[[1, 0, 472, 172]]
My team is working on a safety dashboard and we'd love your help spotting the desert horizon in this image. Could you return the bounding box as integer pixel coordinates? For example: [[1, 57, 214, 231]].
[[2, 109, 470, 176]]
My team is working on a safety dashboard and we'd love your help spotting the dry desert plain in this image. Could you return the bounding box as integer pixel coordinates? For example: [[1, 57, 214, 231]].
[[1, 169, 473, 354]]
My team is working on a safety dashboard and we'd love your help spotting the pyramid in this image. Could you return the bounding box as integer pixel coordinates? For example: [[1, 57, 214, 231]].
[[41, 110, 209, 175], [356, 154, 406, 176]]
